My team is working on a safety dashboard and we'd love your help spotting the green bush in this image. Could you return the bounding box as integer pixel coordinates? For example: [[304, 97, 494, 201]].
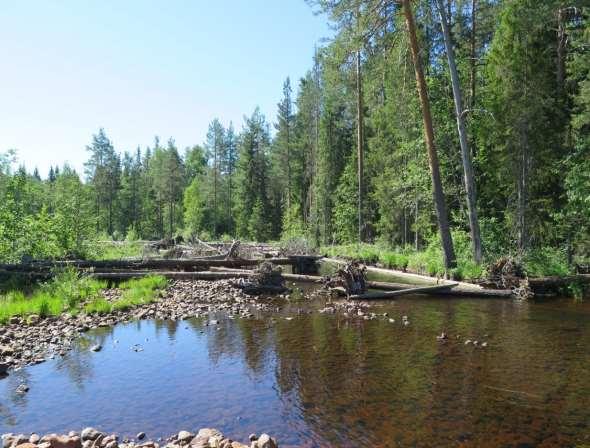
[[523, 247, 571, 277]]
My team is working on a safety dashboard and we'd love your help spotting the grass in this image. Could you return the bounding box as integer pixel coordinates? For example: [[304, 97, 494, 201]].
[[90, 241, 143, 260], [0, 269, 107, 324], [112, 275, 167, 311], [84, 275, 167, 314], [0, 270, 167, 324]]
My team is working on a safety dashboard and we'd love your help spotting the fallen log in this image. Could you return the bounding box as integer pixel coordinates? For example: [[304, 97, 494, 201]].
[[91, 271, 249, 281], [348, 283, 457, 300], [323, 257, 475, 288], [366, 280, 514, 298], [528, 274, 590, 288], [0, 257, 303, 272], [208, 266, 324, 283], [209, 268, 513, 298]]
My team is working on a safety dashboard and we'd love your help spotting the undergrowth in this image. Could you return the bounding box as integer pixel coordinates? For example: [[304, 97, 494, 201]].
[[0, 269, 106, 324], [321, 231, 574, 281], [1, 271, 167, 324]]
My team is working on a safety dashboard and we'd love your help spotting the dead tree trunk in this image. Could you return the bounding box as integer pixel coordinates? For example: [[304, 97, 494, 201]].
[[402, 0, 456, 271], [436, 0, 483, 264]]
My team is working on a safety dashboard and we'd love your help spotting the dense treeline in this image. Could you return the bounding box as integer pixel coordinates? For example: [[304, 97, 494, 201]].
[[0, 0, 588, 270]]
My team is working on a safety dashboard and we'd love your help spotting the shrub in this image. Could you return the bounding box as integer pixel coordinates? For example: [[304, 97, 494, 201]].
[[523, 247, 570, 277]]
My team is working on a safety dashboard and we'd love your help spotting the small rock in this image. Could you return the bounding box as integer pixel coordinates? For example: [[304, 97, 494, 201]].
[[29, 434, 40, 444], [176, 431, 193, 443], [42, 435, 82, 448], [255, 434, 277, 448], [248, 434, 257, 442], [90, 344, 102, 352], [81, 428, 103, 441], [464, 339, 472, 345], [136, 433, 146, 441], [15, 443, 38, 448], [0, 362, 9, 375], [436, 332, 448, 341], [481, 342, 488, 348], [16, 384, 29, 394], [0, 345, 14, 356]]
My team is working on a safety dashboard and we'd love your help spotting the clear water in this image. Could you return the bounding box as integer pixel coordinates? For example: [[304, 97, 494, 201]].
[[1, 297, 590, 448]]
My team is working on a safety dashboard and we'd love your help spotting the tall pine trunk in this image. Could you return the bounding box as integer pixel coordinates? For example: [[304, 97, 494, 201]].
[[402, 0, 456, 271], [213, 144, 218, 237], [356, 47, 364, 243], [437, 0, 483, 264], [469, 0, 477, 109]]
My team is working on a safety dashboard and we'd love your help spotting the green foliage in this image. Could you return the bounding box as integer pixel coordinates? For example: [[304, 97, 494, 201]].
[[90, 241, 143, 260], [522, 247, 571, 278], [281, 202, 305, 241], [2, 2, 589, 279], [0, 269, 105, 324], [0, 273, 166, 324]]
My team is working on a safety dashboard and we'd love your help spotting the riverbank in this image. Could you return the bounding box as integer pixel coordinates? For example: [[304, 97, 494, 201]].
[[2, 427, 278, 448], [0, 280, 283, 372]]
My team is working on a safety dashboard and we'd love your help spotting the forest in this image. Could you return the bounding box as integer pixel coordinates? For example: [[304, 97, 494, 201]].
[[0, 0, 588, 280]]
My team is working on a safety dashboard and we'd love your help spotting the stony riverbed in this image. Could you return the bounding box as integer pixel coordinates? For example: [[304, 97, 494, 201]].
[[2, 427, 278, 448]]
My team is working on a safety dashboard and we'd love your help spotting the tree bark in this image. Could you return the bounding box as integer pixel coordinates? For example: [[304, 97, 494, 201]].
[[402, 0, 456, 271], [469, 0, 477, 109], [356, 47, 365, 243], [436, 0, 483, 264], [556, 7, 566, 93]]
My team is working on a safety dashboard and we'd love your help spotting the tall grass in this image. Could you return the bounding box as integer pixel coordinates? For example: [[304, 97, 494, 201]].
[[84, 275, 168, 315], [112, 275, 167, 311], [0, 269, 106, 324], [2, 272, 167, 324]]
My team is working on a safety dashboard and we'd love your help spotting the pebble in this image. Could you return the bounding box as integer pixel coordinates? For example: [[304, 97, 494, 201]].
[[16, 384, 29, 394], [136, 433, 145, 441], [90, 344, 102, 352]]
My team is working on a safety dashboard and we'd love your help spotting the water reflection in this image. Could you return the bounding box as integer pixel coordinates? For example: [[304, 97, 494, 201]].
[[0, 298, 589, 447]]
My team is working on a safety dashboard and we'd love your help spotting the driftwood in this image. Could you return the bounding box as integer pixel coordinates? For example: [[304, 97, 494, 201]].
[[196, 238, 223, 255], [528, 274, 590, 288], [91, 271, 250, 281], [0, 257, 302, 272], [233, 262, 289, 295], [348, 283, 457, 300], [365, 280, 513, 298], [209, 268, 513, 298], [225, 240, 241, 259], [323, 262, 367, 295]]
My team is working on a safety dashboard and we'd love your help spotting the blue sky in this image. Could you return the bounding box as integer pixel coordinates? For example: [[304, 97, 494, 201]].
[[0, 0, 331, 177]]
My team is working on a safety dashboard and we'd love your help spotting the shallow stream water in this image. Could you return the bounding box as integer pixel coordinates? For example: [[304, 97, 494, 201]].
[[2, 292, 590, 447]]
